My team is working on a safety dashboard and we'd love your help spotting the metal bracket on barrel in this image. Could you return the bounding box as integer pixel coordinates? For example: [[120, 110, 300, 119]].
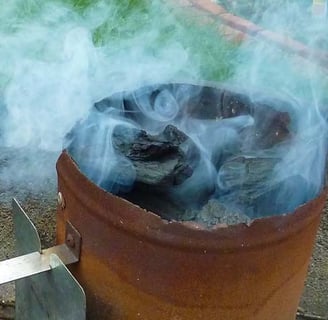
[[0, 198, 86, 320]]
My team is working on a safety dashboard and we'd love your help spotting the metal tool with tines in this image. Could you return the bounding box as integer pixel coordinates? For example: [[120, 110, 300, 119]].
[[0, 199, 86, 320]]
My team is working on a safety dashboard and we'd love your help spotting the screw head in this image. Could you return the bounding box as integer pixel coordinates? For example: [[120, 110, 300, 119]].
[[57, 192, 65, 210]]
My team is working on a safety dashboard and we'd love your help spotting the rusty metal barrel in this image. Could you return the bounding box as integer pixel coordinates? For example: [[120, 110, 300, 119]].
[[56, 151, 326, 320]]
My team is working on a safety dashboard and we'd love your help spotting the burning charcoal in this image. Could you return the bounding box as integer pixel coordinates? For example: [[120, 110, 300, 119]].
[[93, 86, 291, 151], [112, 124, 199, 188], [217, 153, 315, 218], [183, 88, 251, 120], [262, 111, 290, 146], [184, 88, 291, 150], [216, 153, 280, 217], [67, 120, 199, 195], [221, 90, 251, 118], [181, 86, 224, 120], [67, 83, 301, 225], [219, 175, 315, 218], [242, 104, 291, 149], [220, 91, 291, 149], [217, 154, 281, 191]]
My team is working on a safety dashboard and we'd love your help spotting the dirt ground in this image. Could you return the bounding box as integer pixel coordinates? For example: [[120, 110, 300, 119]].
[[0, 184, 327, 319]]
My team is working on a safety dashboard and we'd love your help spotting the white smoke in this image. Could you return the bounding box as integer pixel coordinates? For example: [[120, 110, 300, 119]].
[[216, 0, 328, 215], [1, 0, 327, 215], [0, 0, 199, 192]]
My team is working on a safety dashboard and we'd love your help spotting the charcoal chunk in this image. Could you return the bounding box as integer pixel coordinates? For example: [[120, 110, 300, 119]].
[[112, 124, 199, 188]]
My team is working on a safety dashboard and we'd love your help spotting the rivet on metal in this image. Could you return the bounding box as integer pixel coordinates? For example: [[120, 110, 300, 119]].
[[57, 192, 66, 210], [66, 234, 75, 248]]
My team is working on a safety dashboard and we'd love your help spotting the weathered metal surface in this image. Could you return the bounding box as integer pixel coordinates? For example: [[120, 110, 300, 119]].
[[15, 254, 86, 320], [11, 198, 86, 320], [0, 244, 81, 285], [0, 251, 53, 285], [56, 149, 327, 320], [13, 198, 41, 255], [1, 203, 81, 285]]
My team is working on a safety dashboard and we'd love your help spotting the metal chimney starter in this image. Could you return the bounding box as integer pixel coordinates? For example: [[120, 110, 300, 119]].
[[56, 149, 326, 320]]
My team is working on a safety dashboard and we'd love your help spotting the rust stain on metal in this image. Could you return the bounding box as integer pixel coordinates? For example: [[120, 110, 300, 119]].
[[66, 234, 75, 248], [64, 221, 82, 260], [56, 151, 327, 320]]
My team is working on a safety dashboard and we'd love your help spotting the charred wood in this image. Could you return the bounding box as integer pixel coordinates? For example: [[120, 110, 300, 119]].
[[112, 124, 199, 188]]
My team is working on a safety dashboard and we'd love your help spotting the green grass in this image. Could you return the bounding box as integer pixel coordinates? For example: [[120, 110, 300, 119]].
[[0, 0, 238, 89], [88, 0, 238, 82], [1, 0, 327, 102]]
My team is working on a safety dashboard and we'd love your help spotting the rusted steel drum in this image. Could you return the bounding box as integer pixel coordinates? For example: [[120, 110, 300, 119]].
[[56, 151, 327, 320]]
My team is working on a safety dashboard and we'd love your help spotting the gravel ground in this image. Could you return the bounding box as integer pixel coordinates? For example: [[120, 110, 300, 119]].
[[300, 203, 328, 318], [0, 191, 56, 320], [0, 149, 57, 320], [0, 182, 327, 319]]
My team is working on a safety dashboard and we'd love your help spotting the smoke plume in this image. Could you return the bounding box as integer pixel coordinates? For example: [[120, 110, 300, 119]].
[[1, 0, 327, 220]]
